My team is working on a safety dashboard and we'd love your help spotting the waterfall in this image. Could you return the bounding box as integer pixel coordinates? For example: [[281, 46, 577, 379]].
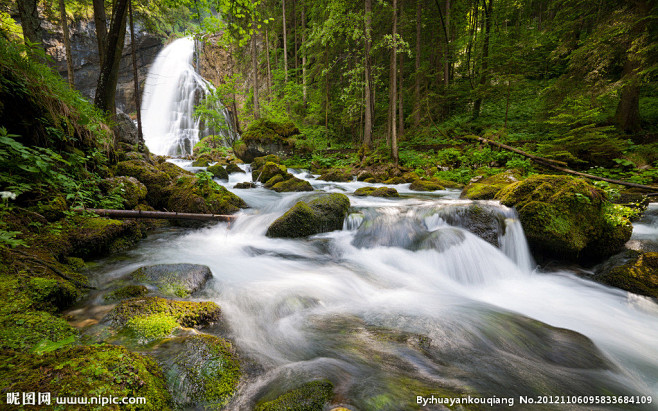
[[141, 37, 236, 156]]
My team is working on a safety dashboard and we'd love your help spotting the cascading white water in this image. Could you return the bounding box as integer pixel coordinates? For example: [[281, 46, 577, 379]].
[[81, 169, 658, 409], [141, 37, 236, 156]]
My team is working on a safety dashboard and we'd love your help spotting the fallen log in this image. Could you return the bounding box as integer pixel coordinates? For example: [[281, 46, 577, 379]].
[[74, 208, 237, 222], [464, 135, 658, 192]]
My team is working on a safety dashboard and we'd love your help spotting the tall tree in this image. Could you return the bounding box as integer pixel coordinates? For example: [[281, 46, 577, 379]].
[[282, 0, 289, 82], [363, 0, 373, 148], [128, 0, 143, 143], [92, 0, 108, 67], [472, 0, 493, 119], [413, 0, 421, 128], [252, 17, 260, 119], [58, 0, 75, 87], [94, 0, 129, 117], [391, 0, 399, 164], [301, 1, 307, 106], [16, 0, 44, 51]]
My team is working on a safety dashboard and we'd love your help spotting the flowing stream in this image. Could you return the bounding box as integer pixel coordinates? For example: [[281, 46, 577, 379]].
[[81, 164, 658, 410], [141, 37, 235, 156]]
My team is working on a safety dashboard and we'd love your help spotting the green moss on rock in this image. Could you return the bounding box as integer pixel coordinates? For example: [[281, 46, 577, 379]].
[[106, 296, 221, 328], [353, 187, 400, 198], [409, 179, 445, 192], [255, 162, 288, 183], [160, 334, 240, 409], [495, 175, 632, 261], [271, 176, 314, 192], [128, 264, 212, 298], [255, 380, 333, 411], [226, 162, 245, 174], [0, 310, 78, 351], [264, 174, 286, 188], [0, 344, 172, 410], [104, 285, 149, 302], [192, 155, 212, 167], [234, 182, 257, 189], [69, 217, 144, 259], [461, 171, 522, 200], [167, 175, 246, 214], [116, 160, 172, 208], [208, 163, 229, 180], [266, 194, 350, 238], [101, 176, 148, 208], [597, 252, 658, 298], [27, 277, 79, 311], [319, 169, 353, 182], [126, 313, 180, 342]]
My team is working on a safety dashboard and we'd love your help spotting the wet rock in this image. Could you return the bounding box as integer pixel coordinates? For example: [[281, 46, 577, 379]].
[[157, 334, 240, 409], [595, 251, 658, 298], [101, 176, 147, 208], [105, 296, 221, 328], [496, 175, 632, 261], [234, 182, 257, 189], [267, 194, 350, 238], [208, 163, 229, 180], [69, 217, 144, 259], [104, 285, 149, 302], [271, 177, 314, 192], [441, 204, 505, 247], [319, 169, 353, 182], [114, 111, 139, 145], [254, 162, 289, 183], [167, 175, 246, 215], [115, 160, 173, 208], [353, 187, 399, 198], [128, 264, 213, 298], [409, 179, 446, 192], [234, 119, 300, 162], [226, 162, 245, 174], [255, 380, 333, 411], [461, 170, 522, 200], [192, 156, 212, 167]]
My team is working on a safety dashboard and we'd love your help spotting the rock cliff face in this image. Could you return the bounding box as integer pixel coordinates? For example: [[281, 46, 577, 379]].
[[43, 19, 164, 113]]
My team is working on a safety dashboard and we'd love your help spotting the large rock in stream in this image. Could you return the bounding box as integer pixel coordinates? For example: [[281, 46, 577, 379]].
[[495, 175, 632, 261], [266, 194, 350, 238], [595, 251, 658, 298], [127, 264, 213, 298], [233, 119, 301, 162]]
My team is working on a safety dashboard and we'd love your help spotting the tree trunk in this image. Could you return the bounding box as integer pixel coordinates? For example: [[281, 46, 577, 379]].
[[413, 0, 421, 128], [92, 0, 108, 67], [265, 27, 272, 99], [293, 0, 298, 77], [472, 0, 492, 119], [391, 0, 399, 164], [94, 0, 129, 117], [301, 1, 307, 106], [444, 0, 450, 87], [282, 0, 289, 82], [398, 52, 404, 138], [128, 0, 143, 144], [252, 20, 260, 119], [75, 208, 238, 222], [363, 0, 373, 148], [58, 0, 75, 87], [615, 50, 641, 133], [16, 0, 44, 52]]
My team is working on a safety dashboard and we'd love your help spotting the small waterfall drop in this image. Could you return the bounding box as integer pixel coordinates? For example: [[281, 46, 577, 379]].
[[141, 37, 236, 156]]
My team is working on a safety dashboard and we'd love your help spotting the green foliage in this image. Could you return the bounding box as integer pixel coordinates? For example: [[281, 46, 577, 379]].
[[126, 313, 179, 342]]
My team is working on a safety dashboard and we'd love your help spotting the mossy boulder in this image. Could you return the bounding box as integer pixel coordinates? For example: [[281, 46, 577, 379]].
[[235, 119, 300, 162], [101, 176, 147, 208], [208, 163, 229, 180], [319, 169, 353, 182], [495, 175, 632, 261], [37, 195, 68, 221], [127, 264, 213, 298], [106, 296, 221, 328], [0, 310, 77, 351], [255, 380, 334, 411], [254, 161, 288, 183], [596, 251, 658, 298], [167, 175, 246, 215], [234, 182, 257, 189], [267, 194, 350, 238], [271, 176, 314, 192], [27, 277, 79, 311], [104, 285, 149, 302], [383, 176, 408, 185], [0, 344, 172, 410], [69, 217, 144, 259], [409, 179, 445, 192], [353, 187, 400, 198], [192, 154, 213, 167], [440, 204, 505, 247], [461, 171, 522, 200], [252, 154, 281, 171], [115, 160, 172, 208], [226, 162, 245, 174], [158, 334, 240, 409], [158, 159, 194, 180]]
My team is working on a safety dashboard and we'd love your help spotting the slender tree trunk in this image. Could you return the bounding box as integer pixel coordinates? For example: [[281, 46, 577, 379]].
[[398, 52, 404, 138], [16, 0, 44, 52], [128, 0, 143, 143], [444, 0, 450, 86], [94, 0, 129, 117], [504, 79, 511, 128], [293, 0, 298, 77], [391, 0, 399, 164], [472, 0, 492, 119], [325, 45, 329, 133], [58, 0, 75, 87], [92, 0, 108, 67], [252, 22, 260, 119], [301, 1, 307, 106], [413, 0, 421, 128], [615, 57, 641, 132], [282, 0, 289, 82], [364, 0, 373, 148], [265, 27, 272, 99]]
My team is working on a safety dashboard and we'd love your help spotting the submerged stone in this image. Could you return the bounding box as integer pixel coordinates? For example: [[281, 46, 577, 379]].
[[128, 263, 213, 297], [255, 380, 334, 411], [353, 187, 399, 198], [266, 193, 350, 238]]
